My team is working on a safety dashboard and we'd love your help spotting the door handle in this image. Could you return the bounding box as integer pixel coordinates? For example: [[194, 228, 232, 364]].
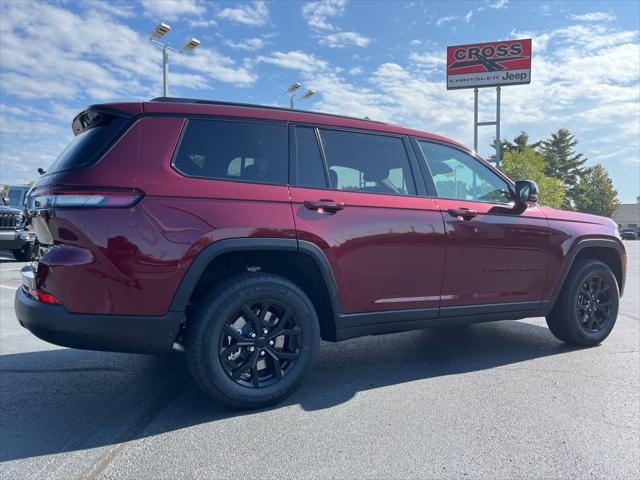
[[304, 199, 345, 214], [447, 208, 477, 220]]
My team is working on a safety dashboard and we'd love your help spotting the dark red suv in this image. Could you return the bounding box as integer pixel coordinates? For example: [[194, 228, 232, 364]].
[[15, 98, 626, 408]]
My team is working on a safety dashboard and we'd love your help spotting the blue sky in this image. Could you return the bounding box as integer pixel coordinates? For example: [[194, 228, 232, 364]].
[[0, 0, 638, 203]]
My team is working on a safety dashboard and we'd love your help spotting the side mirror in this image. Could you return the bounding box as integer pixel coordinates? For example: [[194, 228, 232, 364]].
[[514, 180, 538, 208]]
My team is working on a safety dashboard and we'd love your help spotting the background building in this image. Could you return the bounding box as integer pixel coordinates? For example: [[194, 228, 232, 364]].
[[612, 203, 640, 231]]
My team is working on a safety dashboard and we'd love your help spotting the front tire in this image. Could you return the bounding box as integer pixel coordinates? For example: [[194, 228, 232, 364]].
[[185, 273, 320, 409], [546, 259, 619, 347]]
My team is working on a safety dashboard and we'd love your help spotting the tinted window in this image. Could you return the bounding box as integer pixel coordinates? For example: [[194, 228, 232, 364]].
[[295, 127, 327, 189], [318, 129, 415, 196], [48, 115, 129, 174], [418, 141, 511, 203], [174, 119, 288, 185], [7, 188, 27, 208]]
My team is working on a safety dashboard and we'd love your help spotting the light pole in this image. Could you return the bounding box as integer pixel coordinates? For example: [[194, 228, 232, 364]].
[[285, 82, 316, 109], [149, 23, 201, 97]]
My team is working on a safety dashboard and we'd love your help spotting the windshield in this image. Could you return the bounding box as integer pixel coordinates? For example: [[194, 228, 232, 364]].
[[47, 115, 129, 174], [6, 188, 27, 208]]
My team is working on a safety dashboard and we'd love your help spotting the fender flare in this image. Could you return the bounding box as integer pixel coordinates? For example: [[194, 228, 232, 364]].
[[545, 238, 626, 311], [168, 238, 342, 316]]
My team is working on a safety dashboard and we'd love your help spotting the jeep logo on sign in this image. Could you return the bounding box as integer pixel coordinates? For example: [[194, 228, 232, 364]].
[[446, 39, 532, 90]]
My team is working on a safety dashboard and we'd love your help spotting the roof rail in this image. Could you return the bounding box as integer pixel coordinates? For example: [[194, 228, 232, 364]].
[[149, 97, 387, 125]]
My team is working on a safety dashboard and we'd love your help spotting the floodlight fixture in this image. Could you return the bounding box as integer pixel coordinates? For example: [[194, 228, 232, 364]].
[[301, 89, 316, 100], [151, 23, 171, 39], [182, 38, 201, 52], [285, 82, 316, 109], [148, 23, 202, 96], [285, 82, 302, 94]]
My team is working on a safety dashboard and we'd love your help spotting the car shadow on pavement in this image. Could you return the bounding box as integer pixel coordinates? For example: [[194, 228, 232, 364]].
[[0, 320, 575, 462]]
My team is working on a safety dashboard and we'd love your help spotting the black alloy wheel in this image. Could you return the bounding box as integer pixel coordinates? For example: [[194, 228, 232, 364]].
[[546, 259, 619, 347], [219, 300, 302, 388], [575, 274, 613, 334], [185, 273, 320, 409]]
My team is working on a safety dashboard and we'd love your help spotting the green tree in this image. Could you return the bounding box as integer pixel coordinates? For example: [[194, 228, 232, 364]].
[[489, 131, 540, 161], [573, 164, 620, 217], [501, 148, 565, 209], [540, 128, 588, 188], [510, 131, 541, 152]]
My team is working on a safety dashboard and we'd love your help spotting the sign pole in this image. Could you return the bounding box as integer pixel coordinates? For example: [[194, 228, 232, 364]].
[[496, 85, 501, 168], [473, 87, 478, 152]]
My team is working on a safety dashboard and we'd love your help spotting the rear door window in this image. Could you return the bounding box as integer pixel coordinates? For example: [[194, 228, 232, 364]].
[[173, 119, 288, 185], [318, 129, 416, 196]]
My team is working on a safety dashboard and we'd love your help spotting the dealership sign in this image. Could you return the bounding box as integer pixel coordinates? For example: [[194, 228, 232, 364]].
[[446, 39, 532, 90]]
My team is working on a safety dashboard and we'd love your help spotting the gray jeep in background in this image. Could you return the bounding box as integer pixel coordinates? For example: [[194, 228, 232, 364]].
[[1, 185, 36, 261]]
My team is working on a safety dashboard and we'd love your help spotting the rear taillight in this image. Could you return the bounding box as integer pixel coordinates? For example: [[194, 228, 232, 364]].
[[28, 187, 143, 210], [33, 290, 61, 305]]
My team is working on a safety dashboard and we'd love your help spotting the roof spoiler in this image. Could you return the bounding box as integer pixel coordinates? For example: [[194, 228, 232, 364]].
[[71, 106, 135, 136]]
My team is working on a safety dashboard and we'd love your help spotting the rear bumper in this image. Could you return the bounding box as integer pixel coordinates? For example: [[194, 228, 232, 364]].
[[14, 287, 183, 354]]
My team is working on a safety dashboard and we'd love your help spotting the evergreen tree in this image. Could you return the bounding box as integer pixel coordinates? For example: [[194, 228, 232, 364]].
[[540, 128, 588, 187], [573, 164, 620, 217], [511, 131, 541, 152], [489, 131, 539, 161]]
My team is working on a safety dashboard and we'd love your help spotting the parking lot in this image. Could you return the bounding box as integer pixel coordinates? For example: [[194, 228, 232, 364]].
[[0, 242, 638, 480]]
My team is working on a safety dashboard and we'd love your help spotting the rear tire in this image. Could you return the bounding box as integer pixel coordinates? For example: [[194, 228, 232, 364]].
[[185, 273, 320, 409], [546, 259, 619, 347]]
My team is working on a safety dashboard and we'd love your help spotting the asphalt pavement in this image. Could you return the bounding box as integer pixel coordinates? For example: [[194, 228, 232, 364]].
[[1, 243, 638, 479]]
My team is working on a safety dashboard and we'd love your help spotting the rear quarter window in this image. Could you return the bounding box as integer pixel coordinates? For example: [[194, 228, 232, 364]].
[[173, 119, 289, 185], [47, 115, 130, 174]]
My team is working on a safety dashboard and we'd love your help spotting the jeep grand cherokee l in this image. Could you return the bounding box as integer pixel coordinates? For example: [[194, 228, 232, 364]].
[[15, 98, 626, 408]]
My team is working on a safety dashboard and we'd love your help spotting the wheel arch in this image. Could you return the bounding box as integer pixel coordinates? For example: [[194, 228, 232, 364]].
[[169, 238, 342, 341], [547, 238, 626, 311]]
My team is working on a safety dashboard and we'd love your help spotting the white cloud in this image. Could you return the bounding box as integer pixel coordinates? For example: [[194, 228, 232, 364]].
[[487, 0, 509, 9], [436, 15, 457, 26], [436, 10, 473, 26], [225, 38, 266, 51], [0, 1, 255, 101], [570, 12, 616, 22], [409, 50, 447, 73], [140, 0, 205, 21], [349, 66, 364, 75], [188, 18, 217, 28], [218, 1, 269, 26], [86, 0, 135, 18], [256, 51, 330, 74], [477, 0, 509, 12], [302, 1, 369, 49], [174, 49, 256, 86], [302, 0, 347, 31], [319, 31, 371, 48]]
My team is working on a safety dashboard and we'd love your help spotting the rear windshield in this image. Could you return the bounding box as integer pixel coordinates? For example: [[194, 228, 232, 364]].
[[47, 114, 129, 174]]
